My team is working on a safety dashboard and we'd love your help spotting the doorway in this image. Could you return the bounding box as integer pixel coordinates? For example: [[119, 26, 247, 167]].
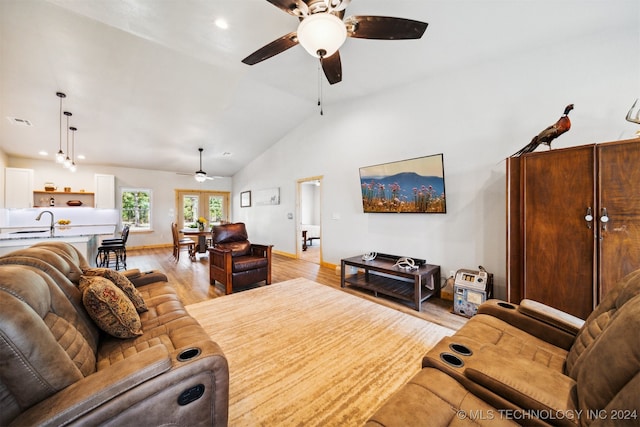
[[175, 190, 230, 229], [297, 176, 322, 264]]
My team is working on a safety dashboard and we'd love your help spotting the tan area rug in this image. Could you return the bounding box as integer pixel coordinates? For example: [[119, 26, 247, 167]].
[[186, 278, 454, 426]]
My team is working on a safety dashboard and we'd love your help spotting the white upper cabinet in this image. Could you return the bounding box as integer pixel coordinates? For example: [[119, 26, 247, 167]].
[[5, 168, 34, 208], [94, 174, 115, 209]]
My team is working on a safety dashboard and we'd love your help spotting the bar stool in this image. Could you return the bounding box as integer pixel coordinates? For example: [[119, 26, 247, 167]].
[[96, 225, 130, 270]]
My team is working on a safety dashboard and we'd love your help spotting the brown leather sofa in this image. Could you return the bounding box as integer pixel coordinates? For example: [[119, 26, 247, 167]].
[[0, 241, 229, 426], [367, 269, 640, 426], [208, 222, 272, 294]]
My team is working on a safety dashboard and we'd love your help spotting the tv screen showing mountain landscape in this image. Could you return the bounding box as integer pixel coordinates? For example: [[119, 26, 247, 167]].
[[359, 154, 446, 213]]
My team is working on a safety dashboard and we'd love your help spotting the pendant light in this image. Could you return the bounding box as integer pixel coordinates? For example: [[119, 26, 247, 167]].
[[55, 92, 66, 163], [63, 111, 72, 168], [69, 126, 77, 172]]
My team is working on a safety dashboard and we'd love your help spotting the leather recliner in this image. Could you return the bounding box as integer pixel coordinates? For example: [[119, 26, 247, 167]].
[[0, 241, 229, 426], [208, 222, 272, 295], [367, 269, 640, 426]]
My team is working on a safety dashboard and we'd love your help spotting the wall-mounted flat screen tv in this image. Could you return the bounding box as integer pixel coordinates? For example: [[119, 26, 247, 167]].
[[359, 154, 446, 213]]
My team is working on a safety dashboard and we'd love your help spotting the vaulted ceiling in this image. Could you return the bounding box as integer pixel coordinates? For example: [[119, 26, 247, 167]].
[[1, 0, 635, 177]]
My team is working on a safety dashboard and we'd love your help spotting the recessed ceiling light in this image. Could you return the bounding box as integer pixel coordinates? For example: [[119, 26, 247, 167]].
[[215, 18, 228, 29], [6, 116, 32, 126], [39, 150, 48, 156]]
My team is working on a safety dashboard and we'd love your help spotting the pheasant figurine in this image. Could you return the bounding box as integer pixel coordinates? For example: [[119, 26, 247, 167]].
[[511, 104, 574, 157]]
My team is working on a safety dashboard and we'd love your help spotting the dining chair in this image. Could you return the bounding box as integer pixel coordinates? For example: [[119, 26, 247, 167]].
[[171, 222, 195, 261]]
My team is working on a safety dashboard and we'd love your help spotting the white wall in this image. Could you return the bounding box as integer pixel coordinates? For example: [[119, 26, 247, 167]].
[[233, 15, 640, 299], [7, 157, 232, 248]]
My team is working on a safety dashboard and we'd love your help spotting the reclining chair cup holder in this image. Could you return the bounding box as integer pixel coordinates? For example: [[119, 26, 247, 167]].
[[498, 302, 516, 309], [177, 347, 202, 362], [449, 343, 473, 356], [440, 352, 465, 368]]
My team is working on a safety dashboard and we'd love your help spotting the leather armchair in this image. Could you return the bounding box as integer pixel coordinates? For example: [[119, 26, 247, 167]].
[[208, 222, 272, 295]]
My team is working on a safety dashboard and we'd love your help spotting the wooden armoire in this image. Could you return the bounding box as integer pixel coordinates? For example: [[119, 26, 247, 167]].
[[506, 137, 640, 319]]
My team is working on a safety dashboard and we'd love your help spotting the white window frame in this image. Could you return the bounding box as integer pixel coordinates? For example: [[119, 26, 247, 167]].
[[121, 188, 152, 232]]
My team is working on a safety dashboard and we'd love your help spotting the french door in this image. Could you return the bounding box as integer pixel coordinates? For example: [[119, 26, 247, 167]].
[[175, 190, 230, 229]]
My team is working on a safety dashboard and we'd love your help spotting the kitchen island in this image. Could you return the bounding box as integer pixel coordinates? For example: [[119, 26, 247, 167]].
[[0, 225, 116, 266]]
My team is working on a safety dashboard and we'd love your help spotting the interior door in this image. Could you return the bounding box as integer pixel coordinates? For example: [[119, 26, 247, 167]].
[[597, 139, 640, 298], [522, 145, 596, 319]]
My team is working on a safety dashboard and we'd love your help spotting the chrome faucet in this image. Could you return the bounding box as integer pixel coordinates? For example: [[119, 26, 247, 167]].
[[35, 210, 55, 237]]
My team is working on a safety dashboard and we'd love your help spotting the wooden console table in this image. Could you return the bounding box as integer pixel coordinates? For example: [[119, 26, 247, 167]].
[[341, 255, 441, 312]]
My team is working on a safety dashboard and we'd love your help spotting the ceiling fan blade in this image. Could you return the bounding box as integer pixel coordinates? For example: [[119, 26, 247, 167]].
[[321, 51, 342, 85], [345, 16, 428, 40], [242, 31, 299, 65], [266, 0, 308, 17]]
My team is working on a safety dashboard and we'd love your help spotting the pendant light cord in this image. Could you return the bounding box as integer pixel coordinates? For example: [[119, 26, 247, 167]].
[[59, 98, 63, 152], [56, 92, 66, 161], [66, 115, 70, 155], [65, 112, 71, 157]]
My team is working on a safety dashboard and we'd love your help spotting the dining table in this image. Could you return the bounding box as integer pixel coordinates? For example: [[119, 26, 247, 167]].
[[181, 228, 211, 257]]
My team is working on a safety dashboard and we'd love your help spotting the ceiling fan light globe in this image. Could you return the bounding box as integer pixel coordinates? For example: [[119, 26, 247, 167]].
[[195, 172, 207, 182], [297, 13, 347, 58]]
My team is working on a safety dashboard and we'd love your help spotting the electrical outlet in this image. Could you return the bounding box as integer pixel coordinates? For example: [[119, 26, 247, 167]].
[[449, 270, 456, 278]]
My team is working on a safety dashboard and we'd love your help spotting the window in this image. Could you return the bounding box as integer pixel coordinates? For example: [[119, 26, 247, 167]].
[[121, 188, 152, 231], [176, 190, 229, 229]]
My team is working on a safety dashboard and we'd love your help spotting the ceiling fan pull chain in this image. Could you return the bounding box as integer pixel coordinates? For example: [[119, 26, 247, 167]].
[[318, 54, 325, 116], [319, 71, 324, 116], [317, 62, 321, 108]]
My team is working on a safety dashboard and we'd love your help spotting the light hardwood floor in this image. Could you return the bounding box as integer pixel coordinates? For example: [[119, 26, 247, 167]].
[[126, 247, 468, 331]]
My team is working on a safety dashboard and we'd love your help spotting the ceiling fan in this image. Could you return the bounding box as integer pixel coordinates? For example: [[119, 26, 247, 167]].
[[242, 0, 428, 85], [177, 148, 221, 182]]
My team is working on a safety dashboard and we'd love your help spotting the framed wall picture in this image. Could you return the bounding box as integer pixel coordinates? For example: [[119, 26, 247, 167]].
[[255, 187, 280, 205], [359, 153, 446, 213], [240, 191, 251, 208]]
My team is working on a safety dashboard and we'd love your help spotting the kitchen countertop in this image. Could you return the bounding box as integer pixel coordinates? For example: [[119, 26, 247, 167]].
[[0, 225, 116, 241]]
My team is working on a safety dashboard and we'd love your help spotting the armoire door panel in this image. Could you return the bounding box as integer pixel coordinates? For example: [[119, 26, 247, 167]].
[[597, 139, 640, 298], [522, 146, 596, 319]]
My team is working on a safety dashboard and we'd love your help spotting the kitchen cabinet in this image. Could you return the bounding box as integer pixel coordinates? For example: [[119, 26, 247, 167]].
[[506, 138, 640, 319], [94, 174, 115, 209], [5, 168, 34, 208]]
